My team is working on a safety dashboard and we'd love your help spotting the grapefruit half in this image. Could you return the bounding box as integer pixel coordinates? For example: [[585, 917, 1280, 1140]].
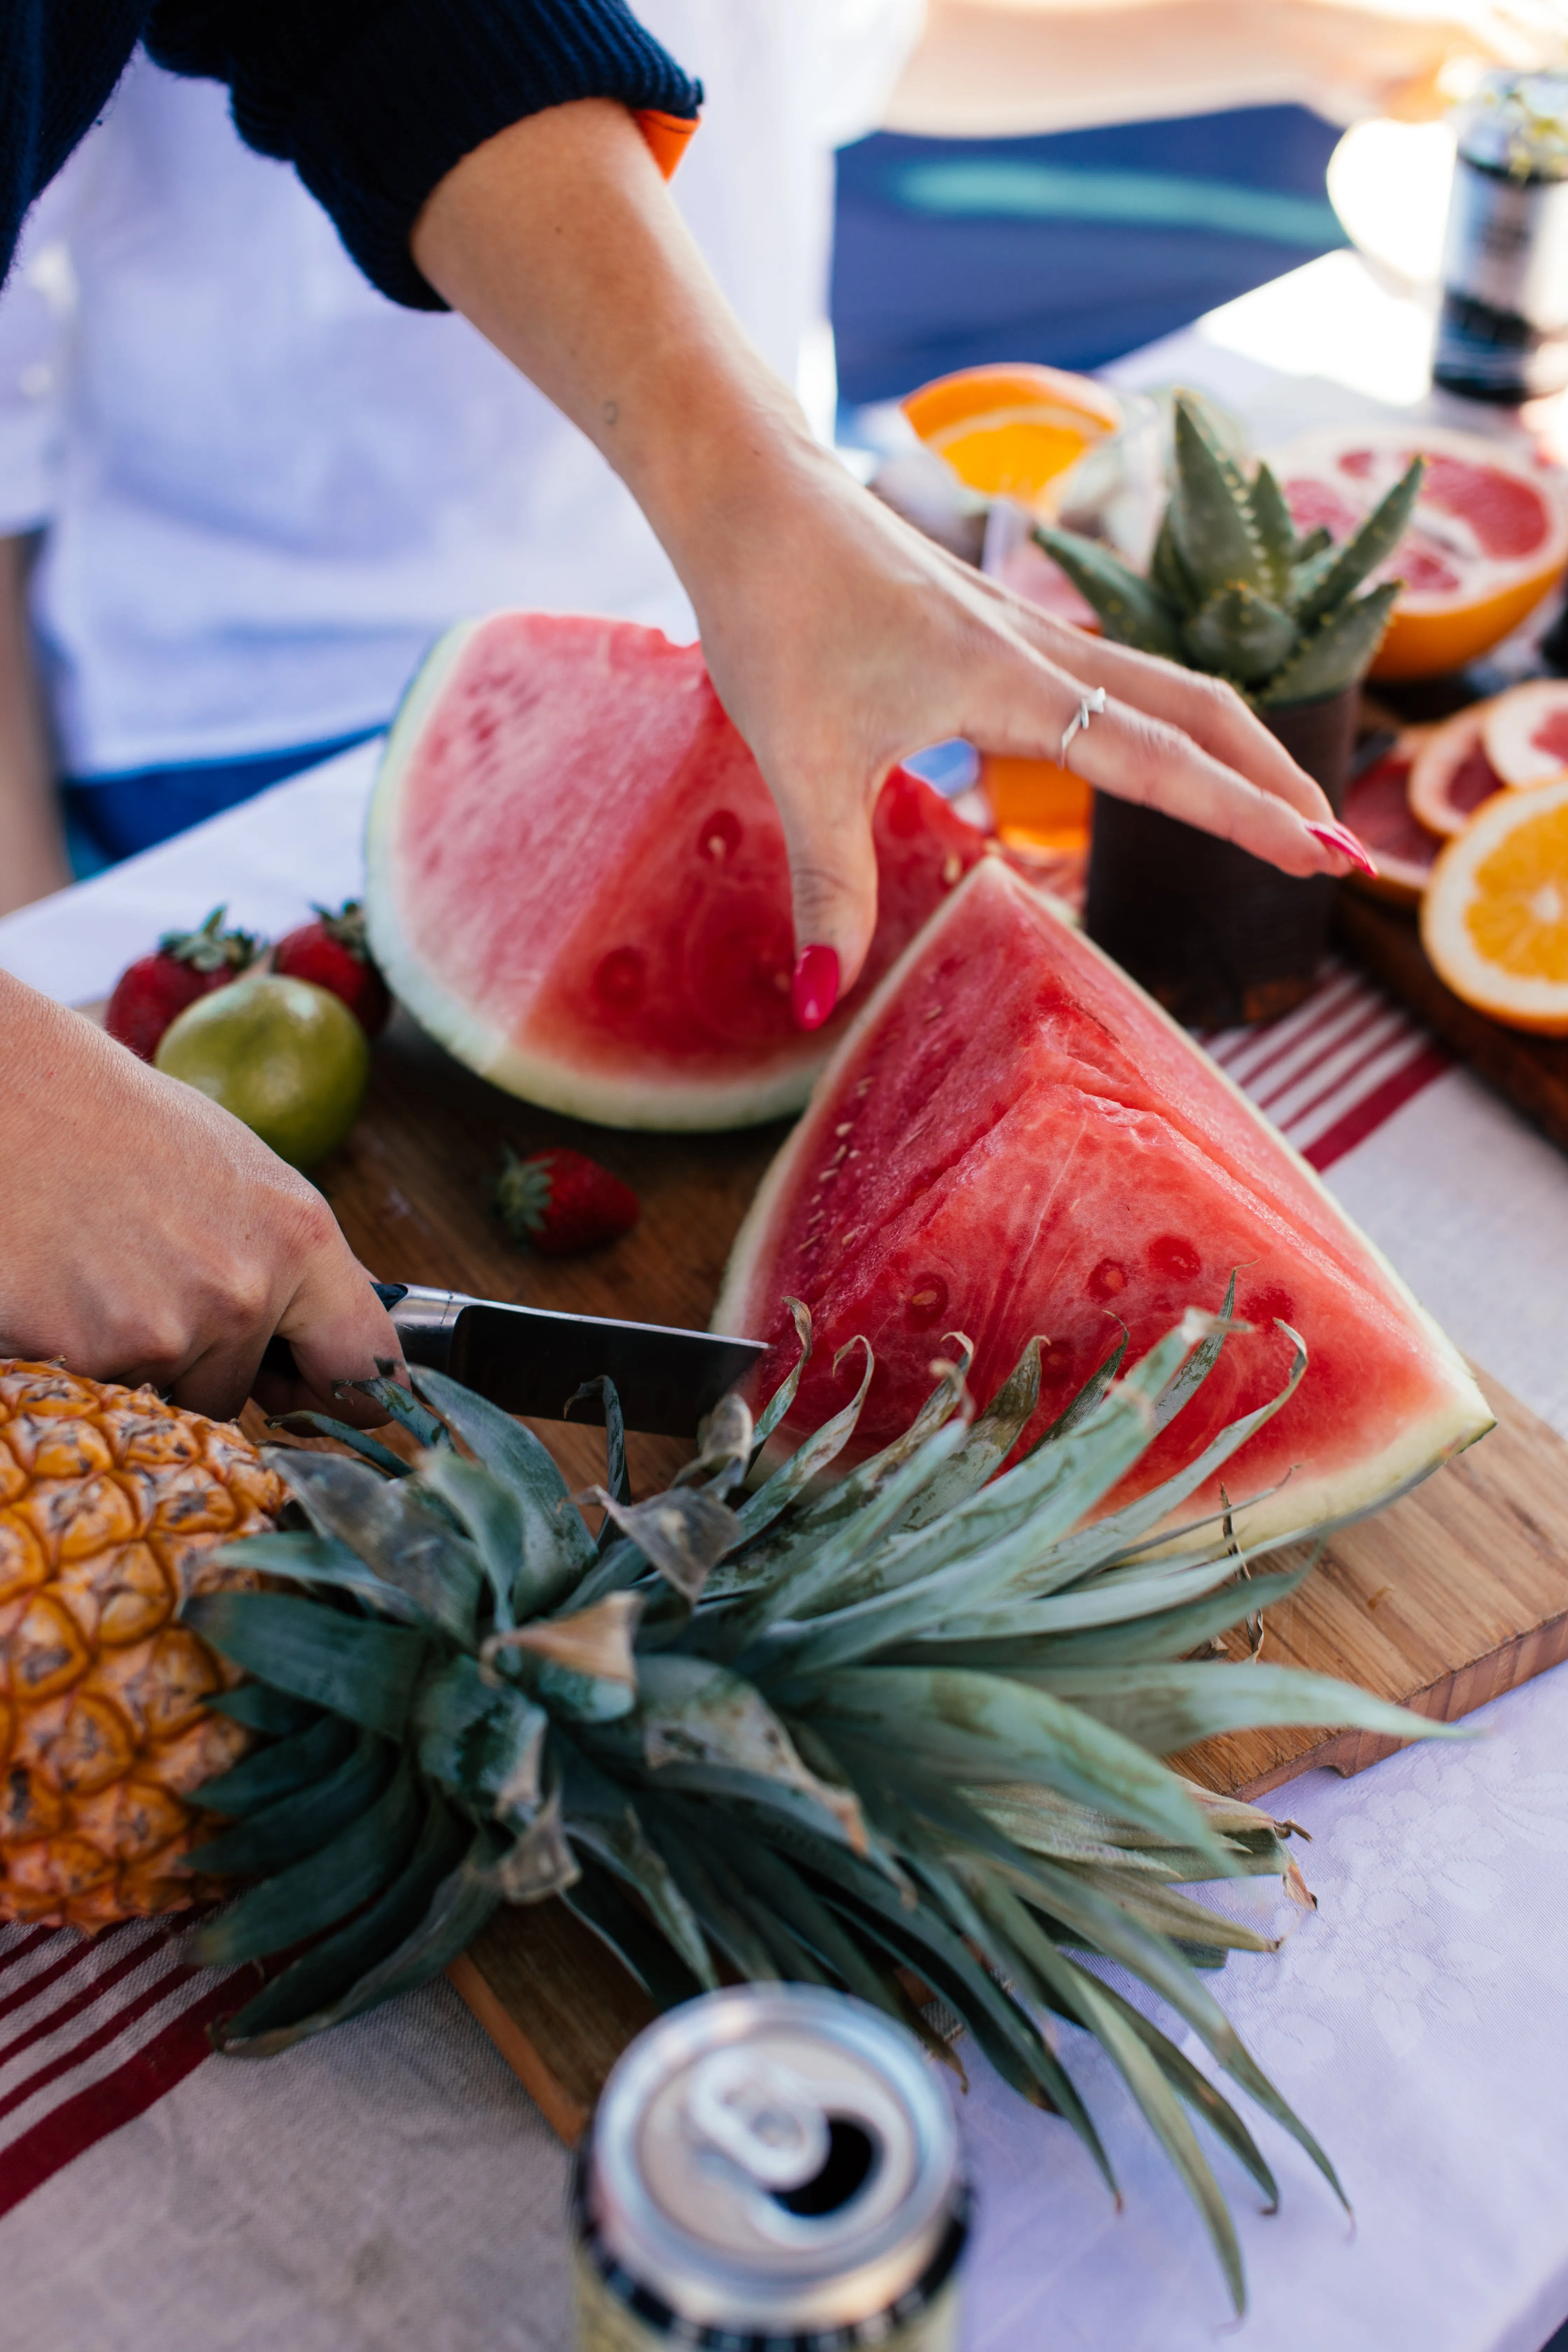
[[716, 858, 1489, 1546], [364, 612, 989, 1130], [1269, 424, 1568, 680], [1483, 679, 1568, 789], [1340, 729, 1441, 905], [1407, 700, 1507, 838]]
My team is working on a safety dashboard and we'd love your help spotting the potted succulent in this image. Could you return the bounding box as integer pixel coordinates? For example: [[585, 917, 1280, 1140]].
[[1040, 393, 1422, 1026]]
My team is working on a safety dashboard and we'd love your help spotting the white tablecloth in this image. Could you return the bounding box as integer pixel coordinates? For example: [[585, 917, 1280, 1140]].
[[6, 253, 1568, 2352]]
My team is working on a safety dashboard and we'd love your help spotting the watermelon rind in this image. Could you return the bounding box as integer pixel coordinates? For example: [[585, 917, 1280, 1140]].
[[714, 860, 1492, 1549], [364, 620, 839, 1130]]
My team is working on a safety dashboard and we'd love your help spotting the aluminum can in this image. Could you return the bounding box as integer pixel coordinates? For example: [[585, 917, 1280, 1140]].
[[1435, 73, 1568, 402], [573, 1985, 968, 2351]]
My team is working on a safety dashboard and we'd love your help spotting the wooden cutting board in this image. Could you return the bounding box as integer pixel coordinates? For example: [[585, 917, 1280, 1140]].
[[1337, 887, 1568, 1155], [310, 1010, 1568, 2143]]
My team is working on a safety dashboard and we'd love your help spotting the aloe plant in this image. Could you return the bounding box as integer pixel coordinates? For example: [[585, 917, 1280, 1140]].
[[1039, 392, 1423, 706], [180, 1299, 1464, 2310]]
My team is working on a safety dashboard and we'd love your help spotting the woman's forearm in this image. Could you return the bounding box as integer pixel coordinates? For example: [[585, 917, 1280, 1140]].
[[0, 535, 68, 915]]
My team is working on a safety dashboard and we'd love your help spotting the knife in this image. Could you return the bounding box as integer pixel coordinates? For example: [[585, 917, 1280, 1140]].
[[365, 1282, 764, 1437]]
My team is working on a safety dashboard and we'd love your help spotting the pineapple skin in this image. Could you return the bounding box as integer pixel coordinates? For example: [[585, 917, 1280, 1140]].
[[0, 1361, 284, 1932]]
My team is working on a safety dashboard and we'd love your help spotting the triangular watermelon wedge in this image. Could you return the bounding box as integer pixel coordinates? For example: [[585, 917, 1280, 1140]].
[[715, 858, 1490, 1545], [364, 612, 988, 1128]]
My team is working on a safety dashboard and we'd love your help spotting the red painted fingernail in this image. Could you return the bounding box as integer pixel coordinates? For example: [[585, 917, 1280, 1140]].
[[1308, 822, 1377, 880], [791, 945, 840, 1032]]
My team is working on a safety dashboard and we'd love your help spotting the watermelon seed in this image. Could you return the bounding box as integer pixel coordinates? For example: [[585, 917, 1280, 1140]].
[[835, 1123, 853, 1137], [924, 1004, 944, 1022], [942, 853, 962, 886]]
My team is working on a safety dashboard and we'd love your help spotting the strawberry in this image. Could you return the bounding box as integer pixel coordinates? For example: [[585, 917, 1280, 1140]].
[[495, 1146, 640, 1255], [105, 906, 262, 1062], [272, 900, 392, 1037]]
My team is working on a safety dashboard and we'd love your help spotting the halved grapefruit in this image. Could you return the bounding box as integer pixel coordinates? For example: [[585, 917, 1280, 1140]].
[[716, 858, 1489, 1546], [1483, 679, 1568, 789], [1422, 775, 1568, 1034], [901, 363, 1123, 519], [1407, 700, 1507, 837], [1340, 729, 1441, 905], [363, 612, 989, 1130], [1269, 424, 1568, 680]]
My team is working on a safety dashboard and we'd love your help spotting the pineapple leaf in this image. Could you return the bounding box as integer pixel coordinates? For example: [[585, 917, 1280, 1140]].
[[567, 1376, 630, 1549], [798, 1345, 973, 1537], [1034, 524, 1183, 657], [414, 1448, 522, 1631], [267, 1450, 485, 1645], [486, 1779, 580, 1902], [589, 1486, 744, 1603], [696, 1815, 912, 2023], [208, 1529, 429, 1626], [187, 1731, 395, 1876], [636, 1653, 869, 1853], [210, 1793, 470, 2053], [920, 1560, 1310, 1672], [184, 1591, 427, 1738], [407, 1365, 595, 1610], [676, 1393, 754, 1497], [1025, 1660, 1472, 1756], [1292, 455, 1423, 630], [976, 1876, 1246, 2314], [1153, 1272, 1238, 1431], [1259, 582, 1400, 707], [1085, 1973, 1281, 2210], [733, 1336, 875, 1541], [1169, 395, 1269, 602], [650, 1821, 786, 1982], [270, 1414, 411, 1477], [189, 1752, 424, 1969], [903, 1546, 1271, 1654], [347, 1374, 451, 1452], [789, 1666, 1234, 1874], [488, 1591, 642, 1723], [413, 1653, 547, 1827], [1246, 461, 1297, 606], [897, 1337, 1042, 1531], [208, 1682, 321, 1738], [560, 1741, 718, 1989], [197, 1710, 357, 1815], [748, 1297, 813, 1463], [1181, 584, 1297, 685], [1031, 1326, 1128, 1452], [562, 1853, 706, 2009]]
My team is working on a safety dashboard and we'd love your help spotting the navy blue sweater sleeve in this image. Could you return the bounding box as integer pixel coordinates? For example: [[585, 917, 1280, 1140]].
[[2, 1, 700, 308]]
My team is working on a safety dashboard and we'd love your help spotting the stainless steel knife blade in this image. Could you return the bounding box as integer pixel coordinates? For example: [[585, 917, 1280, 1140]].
[[384, 1284, 765, 1437]]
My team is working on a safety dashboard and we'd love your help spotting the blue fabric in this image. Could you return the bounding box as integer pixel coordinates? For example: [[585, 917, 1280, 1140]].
[[61, 727, 381, 866], [831, 105, 1346, 408]]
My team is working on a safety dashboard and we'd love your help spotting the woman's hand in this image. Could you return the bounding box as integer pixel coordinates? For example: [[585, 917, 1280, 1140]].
[[0, 972, 401, 1420], [414, 98, 1360, 1014]]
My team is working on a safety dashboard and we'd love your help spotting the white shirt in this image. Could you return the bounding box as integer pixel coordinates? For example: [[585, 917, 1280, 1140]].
[[0, 2, 923, 778]]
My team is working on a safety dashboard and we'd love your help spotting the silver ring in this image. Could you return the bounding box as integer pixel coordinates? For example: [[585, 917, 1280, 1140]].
[[1059, 686, 1107, 765]]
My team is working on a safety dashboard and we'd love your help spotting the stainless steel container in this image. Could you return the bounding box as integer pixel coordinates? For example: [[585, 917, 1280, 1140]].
[[1435, 72, 1568, 403], [573, 1986, 968, 2350]]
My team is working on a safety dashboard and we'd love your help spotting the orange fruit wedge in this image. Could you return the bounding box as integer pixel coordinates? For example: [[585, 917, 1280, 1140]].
[[1422, 775, 1568, 1032], [1268, 424, 1568, 681], [902, 363, 1123, 518], [1483, 678, 1568, 789]]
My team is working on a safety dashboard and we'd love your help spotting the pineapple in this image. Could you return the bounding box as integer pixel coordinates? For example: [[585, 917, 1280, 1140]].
[[0, 1361, 282, 1930], [1, 1308, 1458, 2308], [1039, 391, 1424, 705]]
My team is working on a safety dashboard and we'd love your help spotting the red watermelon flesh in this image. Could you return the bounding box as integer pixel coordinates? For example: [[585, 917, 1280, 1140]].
[[365, 611, 988, 1129], [715, 859, 1488, 1544]]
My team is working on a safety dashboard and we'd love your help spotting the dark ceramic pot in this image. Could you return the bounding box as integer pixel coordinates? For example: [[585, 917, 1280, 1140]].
[[1083, 683, 1359, 1029]]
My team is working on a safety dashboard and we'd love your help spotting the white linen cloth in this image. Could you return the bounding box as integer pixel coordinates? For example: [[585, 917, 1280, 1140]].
[[0, 4, 921, 777], [6, 251, 1568, 2350]]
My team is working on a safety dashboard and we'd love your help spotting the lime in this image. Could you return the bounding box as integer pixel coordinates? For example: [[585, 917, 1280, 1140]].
[[155, 973, 370, 1168]]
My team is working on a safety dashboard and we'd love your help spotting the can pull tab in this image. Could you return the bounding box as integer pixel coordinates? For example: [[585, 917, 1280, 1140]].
[[684, 2048, 830, 2193]]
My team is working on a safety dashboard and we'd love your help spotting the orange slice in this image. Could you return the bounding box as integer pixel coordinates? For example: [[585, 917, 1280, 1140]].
[[1340, 727, 1440, 906], [1483, 679, 1568, 789], [902, 363, 1123, 518], [1268, 424, 1568, 681], [1422, 776, 1568, 1032], [1407, 699, 1507, 837]]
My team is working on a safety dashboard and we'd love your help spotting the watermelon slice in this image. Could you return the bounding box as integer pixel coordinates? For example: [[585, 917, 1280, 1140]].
[[715, 859, 1489, 1545], [364, 612, 989, 1128]]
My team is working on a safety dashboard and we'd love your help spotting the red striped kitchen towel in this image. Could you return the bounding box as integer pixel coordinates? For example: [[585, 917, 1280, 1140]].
[[0, 957, 1449, 2218]]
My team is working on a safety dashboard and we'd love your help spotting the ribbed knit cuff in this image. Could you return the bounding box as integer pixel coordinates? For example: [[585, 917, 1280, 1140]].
[[156, 0, 701, 310]]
